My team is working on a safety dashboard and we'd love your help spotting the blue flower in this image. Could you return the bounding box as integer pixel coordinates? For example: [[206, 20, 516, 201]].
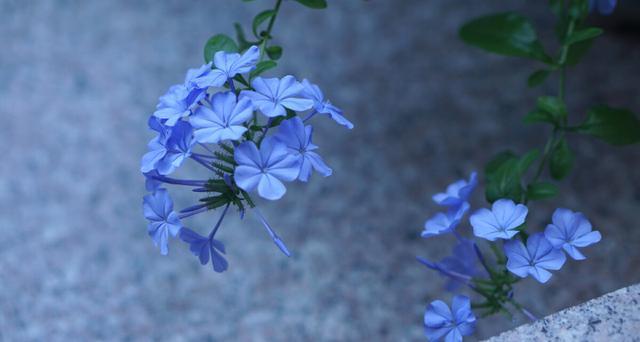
[[184, 62, 214, 89], [274, 117, 332, 182], [155, 121, 196, 175], [419, 238, 480, 292], [240, 76, 314, 118], [143, 188, 182, 255], [504, 233, 566, 283], [470, 199, 528, 241], [544, 208, 602, 260], [153, 84, 204, 126], [190, 92, 253, 143], [432, 172, 478, 210], [301, 79, 354, 129], [179, 227, 228, 272], [234, 137, 300, 200], [192, 46, 260, 89], [140, 116, 171, 173], [422, 202, 469, 238], [424, 295, 476, 342], [589, 0, 616, 15]]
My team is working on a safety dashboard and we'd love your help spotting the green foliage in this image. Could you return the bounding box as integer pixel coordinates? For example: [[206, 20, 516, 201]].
[[565, 27, 603, 45], [577, 106, 640, 145], [527, 69, 551, 87], [526, 182, 559, 200], [549, 139, 573, 180], [253, 10, 276, 38], [250, 60, 277, 78], [484, 150, 539, 203], [459, 12, 551, 63], [524, 96, 566, 126], [266, 45, 283, 60], [294, 0, 327, 9], [204, 34, 238, 63]]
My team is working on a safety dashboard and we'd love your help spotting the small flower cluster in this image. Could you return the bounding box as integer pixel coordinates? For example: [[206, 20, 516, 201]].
[[418, 172, 601, 341], [141, 45, 352, 272]]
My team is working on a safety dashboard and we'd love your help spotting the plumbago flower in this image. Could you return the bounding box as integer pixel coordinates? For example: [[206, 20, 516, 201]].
[[424, 295, 476, 342], [544, 208, 601, 260], [504, 233, 566, 283], [140, 26, 353, 272], [470, 199, 528, 241]]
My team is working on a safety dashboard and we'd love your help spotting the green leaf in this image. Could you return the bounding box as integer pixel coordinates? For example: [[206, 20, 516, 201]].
[[565, 38, 594, 66], [294, 0, 327, 9], [518, 149, 540, 174], [568, 0, 590, 20], [577, 106, 640, 145], [250, 60, 277, 78], [485, 157, 523, 203], [549, 139, 573, 180], [566, 27, 603, 45], [527, 69, 551, 87], [537, 96, 567, 120], [527, 182, 559, 200], [459, 12, 551, 63], [524, 110, 555, 125], [485, 151, 516, 175], [266, 45, 283, 60], [203, 34, 238, 63], [234, 23, 252, 51], [252, 10, 276, 38]]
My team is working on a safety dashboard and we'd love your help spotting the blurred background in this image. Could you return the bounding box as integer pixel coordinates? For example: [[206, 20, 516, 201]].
[[1, 0, 639, 340]]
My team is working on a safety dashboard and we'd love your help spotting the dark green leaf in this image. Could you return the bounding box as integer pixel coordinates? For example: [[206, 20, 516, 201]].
[[537, 96, 567, 120], [459, 12, 551, 63], [565, 38, 594, 66], [204, 34, 238, 63], [485, 151, 516, 176], [294, 0, 327, 9], [234, 23, 251, 51], [568, 0, 589, 20], [527, 182, 559, 200], [250, 60, 277, 79], [527, 69, 551, 87], [566, 27, 603, 45], [518, 149, 540, 174], [485, 157, 523, 203], [549, 0, 563, 17], [252, 10, 276, 38], [578, 106, 640, 145], [524, 110, 555, 125], [266, 45, 283, 60], [549, 139, 573, 180]]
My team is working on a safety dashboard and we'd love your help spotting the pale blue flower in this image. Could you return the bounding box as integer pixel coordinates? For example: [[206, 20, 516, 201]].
[[544, 208, 602, 260], [155, 121, 196, 175], [143, 188, 182, 255], [192, 46, 260, 89], [424, 295, 476, 342], [470, 199, 528, 241], [422, 202, 469, 238], [190, 92, 253, 143], [234, 137, 299, 200], [589, 0, 616, 15], [418, 238, 480, 292], [274, 117, 332, 182], [432, 172, 478, 210], [301, 79, 354, 129], [179, 227, 228, 272], [240, 75, 314, 117], [140, 116, 171, 173], [504, 233, 566, 283], [153, 84, 204, 126]]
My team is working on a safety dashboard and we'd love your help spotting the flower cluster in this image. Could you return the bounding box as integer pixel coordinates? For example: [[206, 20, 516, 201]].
[[141, 45, 352, 272], [418, 172, 601, 341]]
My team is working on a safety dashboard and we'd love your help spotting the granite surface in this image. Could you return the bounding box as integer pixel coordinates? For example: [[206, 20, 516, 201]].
[[487, 283, 640, 342], [1, 0, 639, 341]]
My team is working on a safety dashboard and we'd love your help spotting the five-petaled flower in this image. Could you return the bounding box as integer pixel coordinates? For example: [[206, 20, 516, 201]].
[[301, 79, 354, 129], [504, 233, 566, 283], [424, 295, 476, 342], [470, 199, 528, 241], [274, 117, 332, 182], [179, 227, 228, 272], [422, 202, 469, 238], [190, 92, 253, 143], [234, 137, 300, 200], [589, 0, 617, 15], [544, 208, 602, 260], [143, 188, 182, 255], [153, 84, 204, 126], [432, 172, 478, 212], [192, 46, 260, 89], [240, 75, 314, 118]]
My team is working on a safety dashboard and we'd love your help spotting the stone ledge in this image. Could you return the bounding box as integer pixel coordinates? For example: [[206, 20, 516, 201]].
[[486, 284, 640, 342]]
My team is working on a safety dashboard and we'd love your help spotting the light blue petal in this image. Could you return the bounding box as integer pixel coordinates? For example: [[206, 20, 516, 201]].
[[257, 173, 287, 200]]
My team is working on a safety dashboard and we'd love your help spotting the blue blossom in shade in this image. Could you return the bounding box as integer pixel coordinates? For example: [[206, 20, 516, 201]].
[[274, 117, 332, 182], [153, 84, 204, 126], [179, 227, 228, 272], [422, 202, 470, 238], [439, 238, 481, 291], [504, 233, 566, 283], [184, 62, 213, 89], [301, 79, 354, 129], [143, 170, 162, 192], [143, 188, 182, 255], [233, 137, 300, 200], [190, 92, 253, 143], [192, 46, 260, 89], [140, 116, 171, 173], [240, 76, 314, 118], [432, 172, 478, 210], [470, 199, 528, 241], [155, 121, 196, 175], [589, 0, 617, 15], [544, 208, 602, 260], [424, 295, 476, 342]]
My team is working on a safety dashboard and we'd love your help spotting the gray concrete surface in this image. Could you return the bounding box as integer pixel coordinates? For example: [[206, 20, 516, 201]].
[[487, 283, 640, 342], [1, 0, 639, 340]]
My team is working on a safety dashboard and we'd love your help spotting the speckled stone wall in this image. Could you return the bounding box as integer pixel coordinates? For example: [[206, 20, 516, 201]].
[[1, 0, 639, 340]]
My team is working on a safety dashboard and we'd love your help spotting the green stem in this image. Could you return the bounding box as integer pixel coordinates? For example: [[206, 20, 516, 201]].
[[260, 0, 283, 60]]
